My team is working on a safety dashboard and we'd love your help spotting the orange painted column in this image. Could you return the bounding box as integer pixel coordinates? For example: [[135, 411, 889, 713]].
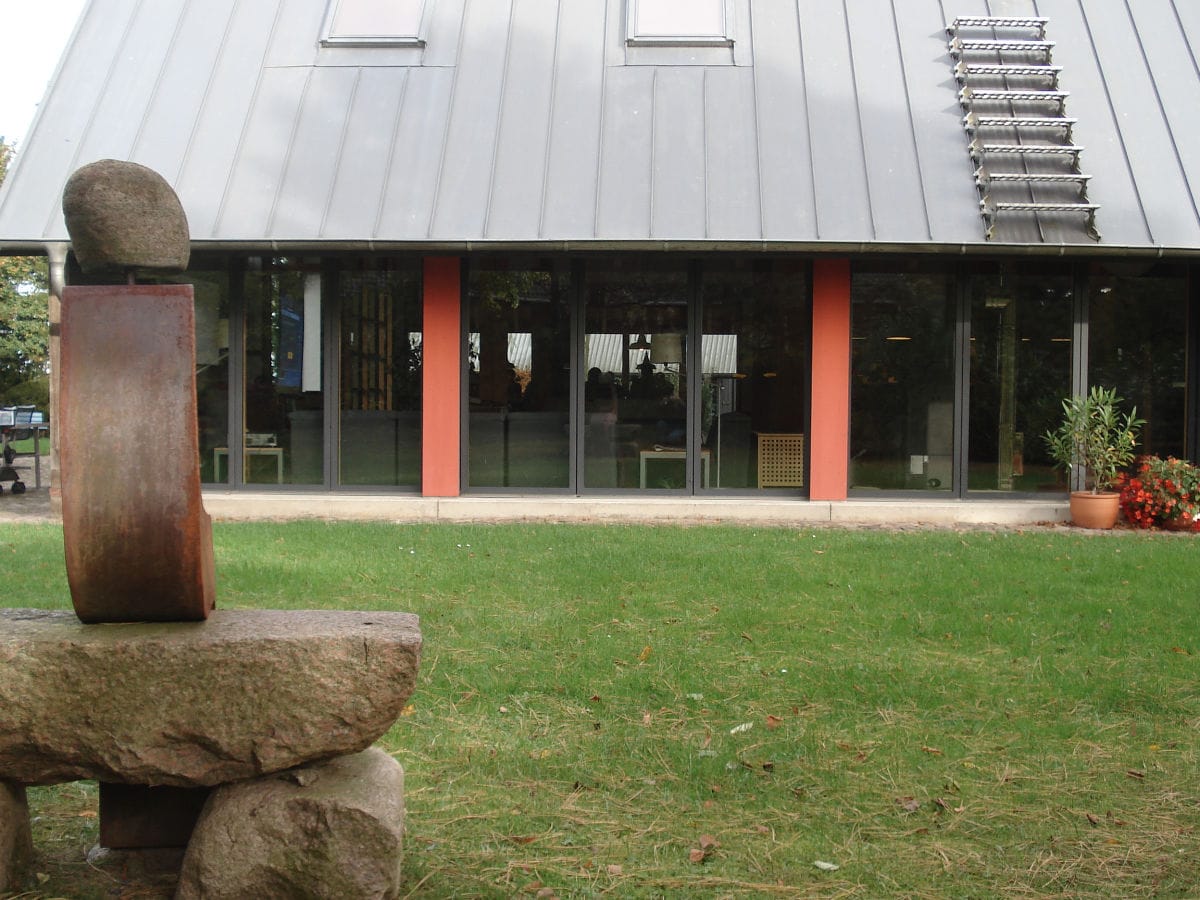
[[422, 257, 462, 497], [809, 259, 851, 501]]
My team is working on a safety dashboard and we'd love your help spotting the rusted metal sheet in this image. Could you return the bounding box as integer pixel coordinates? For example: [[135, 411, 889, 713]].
[[59, 285, 215, 623]]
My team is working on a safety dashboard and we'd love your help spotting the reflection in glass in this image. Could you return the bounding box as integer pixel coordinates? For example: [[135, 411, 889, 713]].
[[702, 260, 810, 490], [468, 260, 571, 488], [191, 270, 231, 485], [1089, 265, 1188, 459], [584, 261, 689, 489], [850, 267, 955, 491], [243, 259, 324, 485], [968, 269, 1072, 492], [338, 259, 422, 486]]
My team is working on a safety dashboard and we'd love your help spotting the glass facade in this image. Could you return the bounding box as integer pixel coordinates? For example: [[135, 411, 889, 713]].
[[106, 251, 1192, 497]]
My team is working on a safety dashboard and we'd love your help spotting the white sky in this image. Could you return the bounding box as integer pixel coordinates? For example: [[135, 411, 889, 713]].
[[0, 0, 88, 146]]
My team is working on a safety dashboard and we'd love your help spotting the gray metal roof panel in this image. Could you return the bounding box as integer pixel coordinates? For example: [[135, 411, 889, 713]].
[[271, 66, 361, 239], [651, 67, 708, 240], [1128, 0, 1200, 230], [373, 68, 455, 239], [214, 66, 310, 240], [4, 0, 1200, 252], [702, 67, 761, 240], [846, 0, 930, 243], [322, 67, 411, 239], [482, 0, 559, 240], [750, 0, 816, 240], [177, 0, 282, 239], [1077, 0, 1200, 245], [797, 0, 873, 242], [893, 1, 983, 243], [1119, 0, 1200, 240], [596, 66, 654, 239], [1037, 0, 1151, 247], [427, 0, 513, 240], [537, 0, 606, 240]]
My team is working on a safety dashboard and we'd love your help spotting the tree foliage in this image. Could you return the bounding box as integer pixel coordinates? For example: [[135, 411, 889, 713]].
[[0, 140, 50, 405]]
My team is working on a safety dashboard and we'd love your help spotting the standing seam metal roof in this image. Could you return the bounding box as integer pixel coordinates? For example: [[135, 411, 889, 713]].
[[2, 0, 1200, 253]]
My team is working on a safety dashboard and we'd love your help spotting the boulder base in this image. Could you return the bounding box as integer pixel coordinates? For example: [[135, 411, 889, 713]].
[[176, 748, 405, 900], [0, 609, 421, 787]]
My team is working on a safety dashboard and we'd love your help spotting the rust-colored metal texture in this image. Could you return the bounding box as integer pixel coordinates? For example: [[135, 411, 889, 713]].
[[60, 285, 215, 623], [99, 783, 210, 850]]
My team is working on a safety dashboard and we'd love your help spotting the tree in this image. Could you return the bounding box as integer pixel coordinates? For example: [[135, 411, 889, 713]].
[[0, 140, 50, 406]]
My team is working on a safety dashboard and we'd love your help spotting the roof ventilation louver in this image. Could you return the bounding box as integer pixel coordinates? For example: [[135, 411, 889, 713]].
[[948, 16, 1100, 241]]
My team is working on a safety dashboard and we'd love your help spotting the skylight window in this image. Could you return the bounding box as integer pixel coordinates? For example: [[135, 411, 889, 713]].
[[322, 0, 426, 46], [628, 0, 730, 44]]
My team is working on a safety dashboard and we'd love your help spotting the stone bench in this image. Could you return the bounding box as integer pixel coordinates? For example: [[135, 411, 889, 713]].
[[0, 608, 421, 897]]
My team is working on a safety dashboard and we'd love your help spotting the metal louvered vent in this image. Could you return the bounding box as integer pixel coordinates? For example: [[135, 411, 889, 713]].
[[947, 16, 1100, 241]]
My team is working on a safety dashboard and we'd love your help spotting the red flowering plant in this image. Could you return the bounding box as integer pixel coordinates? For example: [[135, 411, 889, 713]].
[[1118, 456, 1200, 531]]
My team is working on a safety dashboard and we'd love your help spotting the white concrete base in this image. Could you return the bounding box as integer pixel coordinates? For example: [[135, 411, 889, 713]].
[[202, 491, 1069, 528]]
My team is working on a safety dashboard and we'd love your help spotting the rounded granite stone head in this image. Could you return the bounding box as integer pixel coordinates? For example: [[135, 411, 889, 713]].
[[62, 159, 190, 276]]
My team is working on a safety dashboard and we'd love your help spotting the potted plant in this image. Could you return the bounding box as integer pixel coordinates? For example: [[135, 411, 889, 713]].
[[1043, 386, 1143, 529]]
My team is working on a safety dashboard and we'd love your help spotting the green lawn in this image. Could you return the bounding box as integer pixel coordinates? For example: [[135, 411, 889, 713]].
[[3, 522, 1199, 898]]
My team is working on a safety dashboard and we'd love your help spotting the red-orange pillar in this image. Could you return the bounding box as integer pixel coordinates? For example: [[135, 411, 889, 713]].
[[809, 259, 851, 500], [422, 257, 462, 496]]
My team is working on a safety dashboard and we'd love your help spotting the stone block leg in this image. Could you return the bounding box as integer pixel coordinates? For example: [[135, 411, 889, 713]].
[[177, 748, 405, 900], [0, 781, 32, 893]]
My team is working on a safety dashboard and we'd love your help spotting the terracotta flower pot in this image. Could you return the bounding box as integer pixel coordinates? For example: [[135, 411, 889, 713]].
[[1069, 491, 1121, 529]]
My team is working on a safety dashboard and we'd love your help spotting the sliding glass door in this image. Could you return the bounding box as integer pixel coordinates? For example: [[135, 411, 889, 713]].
[[583, 260, 690, 490], [467, 259, 572, 488]]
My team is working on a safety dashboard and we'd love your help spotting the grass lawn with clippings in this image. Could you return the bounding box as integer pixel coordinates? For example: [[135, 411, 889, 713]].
[[3, 522, 1199, 898]]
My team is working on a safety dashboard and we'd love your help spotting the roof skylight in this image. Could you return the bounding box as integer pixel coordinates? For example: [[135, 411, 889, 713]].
[[628, 0, 730, 45], [322, 0, 426, 46]]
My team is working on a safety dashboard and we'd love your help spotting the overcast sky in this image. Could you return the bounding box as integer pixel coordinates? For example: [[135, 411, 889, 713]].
[[1, 0, 88, 146]]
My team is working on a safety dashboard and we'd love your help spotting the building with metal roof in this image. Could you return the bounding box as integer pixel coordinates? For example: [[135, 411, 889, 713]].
[[0, 0, 1196, 516]]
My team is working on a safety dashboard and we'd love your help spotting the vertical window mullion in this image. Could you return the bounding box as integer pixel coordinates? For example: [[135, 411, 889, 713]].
[[688, 260, 703, 492], [228, 258, 247, 489], [1071, 264, 1089, 492], [571, 258, 586, 494], [953, 264, 970, 498], [322, 259, 339, 490]]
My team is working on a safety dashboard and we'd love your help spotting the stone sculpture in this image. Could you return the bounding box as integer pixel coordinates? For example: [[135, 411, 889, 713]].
[[0, 160, 422, 898]]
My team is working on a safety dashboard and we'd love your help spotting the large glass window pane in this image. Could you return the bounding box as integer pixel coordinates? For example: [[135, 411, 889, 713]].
[[702, 259, 810, 490], [1089, 264, 1188, 459], [968, 267, 1073, 492], [338, 259, 422, 487], [850, 265, 956, 492], [243, 259, 324, 485], [467, 259, 572, 488], [584, 260, 689, 490]]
